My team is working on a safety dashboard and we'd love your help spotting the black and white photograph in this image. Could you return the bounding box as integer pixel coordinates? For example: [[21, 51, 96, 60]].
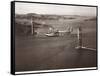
[[11, 1, 97, 74]]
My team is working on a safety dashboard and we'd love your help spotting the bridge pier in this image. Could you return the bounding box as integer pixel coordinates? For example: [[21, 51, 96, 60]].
[[75, 26, 96, 51], [31, 17, 36, 35], [75, 26, 83, 49]]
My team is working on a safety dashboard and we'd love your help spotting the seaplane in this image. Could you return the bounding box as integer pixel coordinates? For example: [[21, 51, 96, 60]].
[[45, 26, 73, 37], [45, 33, 58, 37]]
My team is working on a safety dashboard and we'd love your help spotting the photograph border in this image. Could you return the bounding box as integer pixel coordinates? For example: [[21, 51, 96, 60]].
[[11, 1, 98, 75]]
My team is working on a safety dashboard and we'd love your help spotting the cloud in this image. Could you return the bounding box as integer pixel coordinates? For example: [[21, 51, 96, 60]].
[[15, 2, 96, 16]]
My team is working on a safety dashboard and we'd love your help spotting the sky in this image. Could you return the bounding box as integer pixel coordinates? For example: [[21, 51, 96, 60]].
[[15, 2, 96, 16]]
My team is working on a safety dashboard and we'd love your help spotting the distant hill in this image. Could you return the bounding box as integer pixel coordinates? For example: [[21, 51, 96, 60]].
[[84, 17, 97, 21], [15, 13, 78, 20]]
